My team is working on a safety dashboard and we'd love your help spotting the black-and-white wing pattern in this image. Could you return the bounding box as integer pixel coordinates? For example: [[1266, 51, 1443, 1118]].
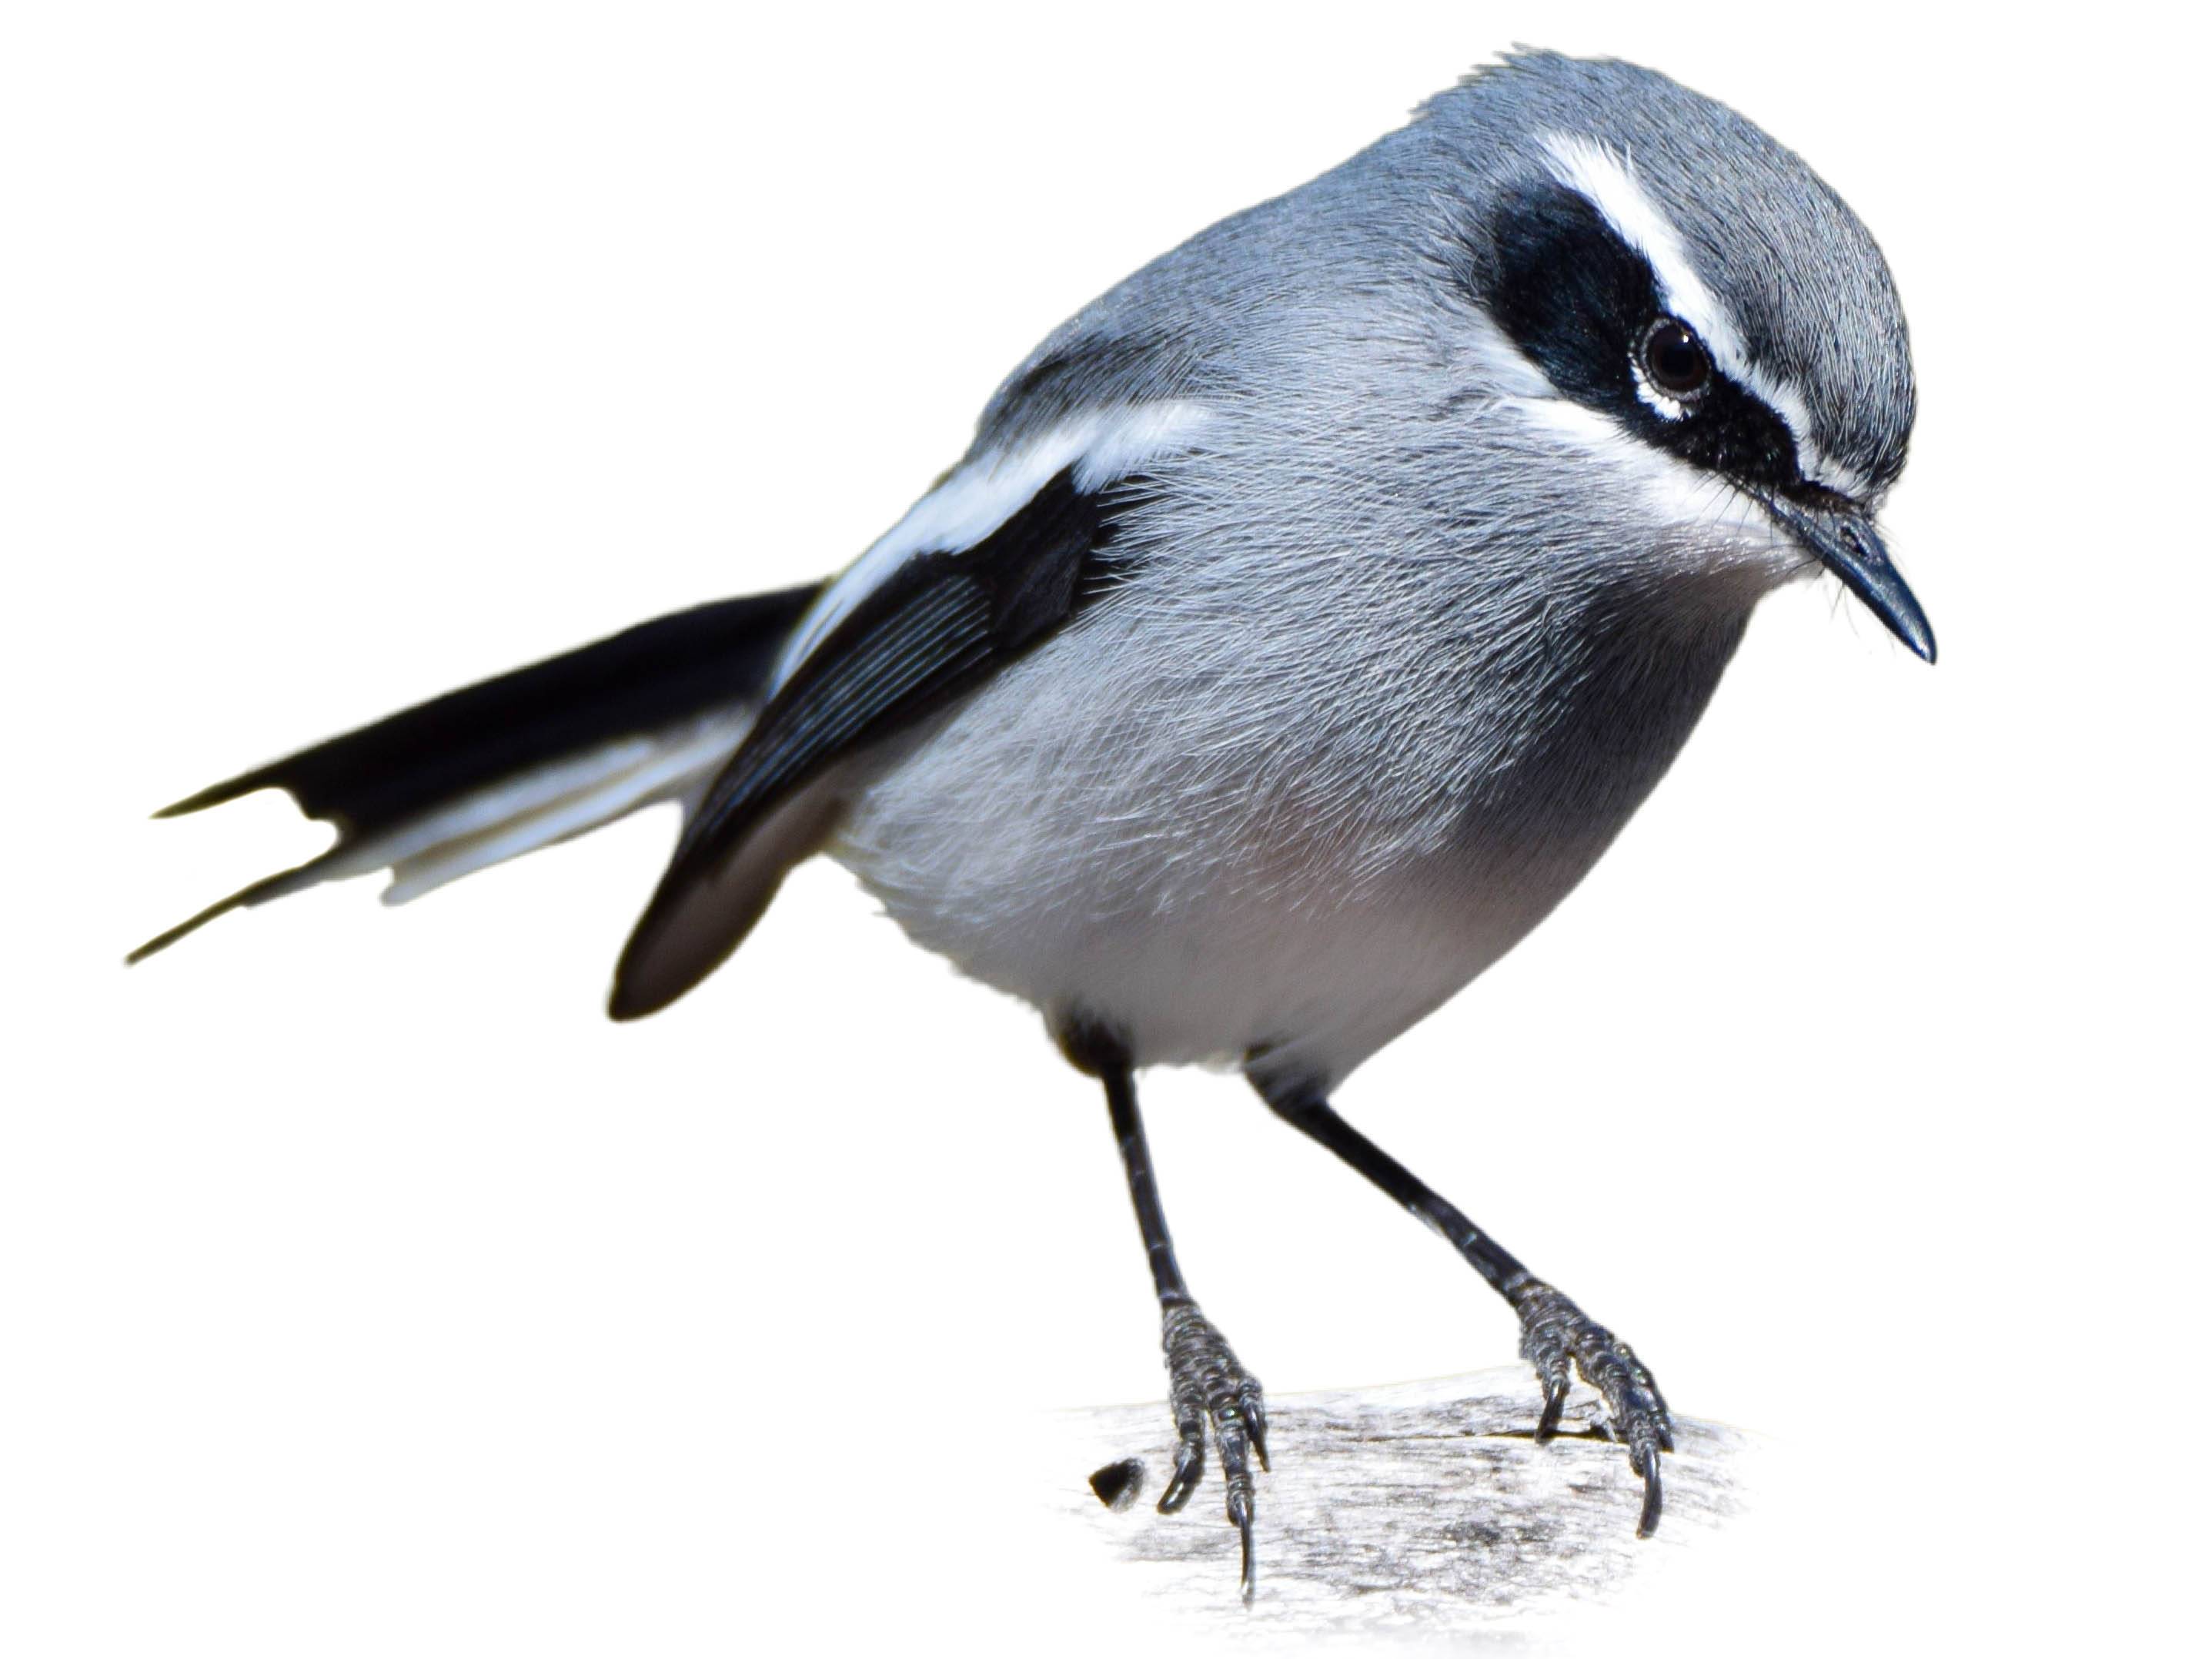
[[132, 351, 1217, 1006], [608, 401, 1216, 1017]]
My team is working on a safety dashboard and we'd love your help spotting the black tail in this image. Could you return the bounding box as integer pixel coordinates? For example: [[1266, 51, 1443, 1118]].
[[132, 584, 821, 962]]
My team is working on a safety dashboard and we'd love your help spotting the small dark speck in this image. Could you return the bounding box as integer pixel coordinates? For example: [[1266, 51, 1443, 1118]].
[[1089, 1457, 1146, 1512], [1441, 1520, 1506, 1549]]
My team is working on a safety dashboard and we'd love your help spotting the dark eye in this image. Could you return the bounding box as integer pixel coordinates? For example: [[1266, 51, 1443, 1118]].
[[1639, 316, 1711, 400]]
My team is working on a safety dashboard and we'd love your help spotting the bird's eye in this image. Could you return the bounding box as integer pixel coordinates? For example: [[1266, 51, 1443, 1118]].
[[1639, 316, 1711, 400]]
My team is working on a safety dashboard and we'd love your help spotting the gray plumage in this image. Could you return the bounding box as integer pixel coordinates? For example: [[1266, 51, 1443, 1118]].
[[139, 48, 1927, 1084], [832, 51, 1919, 1092], [139, 48, 1930, 1582]]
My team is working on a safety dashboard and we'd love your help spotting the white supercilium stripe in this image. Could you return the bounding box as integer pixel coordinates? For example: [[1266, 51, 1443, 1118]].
[[1538, 134, 1870, 500], [770, 401, 1217, 690]]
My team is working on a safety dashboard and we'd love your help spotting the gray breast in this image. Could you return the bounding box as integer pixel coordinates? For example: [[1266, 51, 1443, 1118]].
[[829, 477, 1756, 1087]]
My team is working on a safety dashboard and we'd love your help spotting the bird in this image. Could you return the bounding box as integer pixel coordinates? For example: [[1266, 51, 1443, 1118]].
[[133, 49, 1932, 1599]]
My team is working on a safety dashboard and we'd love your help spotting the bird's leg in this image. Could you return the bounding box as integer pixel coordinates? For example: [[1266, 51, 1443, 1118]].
[[1255, 1075, 1671, 1537], [1061, 1020, 1267, 1600]]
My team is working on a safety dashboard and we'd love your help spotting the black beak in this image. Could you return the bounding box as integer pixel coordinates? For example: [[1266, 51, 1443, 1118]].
[[1761, 493, 1936, 664]]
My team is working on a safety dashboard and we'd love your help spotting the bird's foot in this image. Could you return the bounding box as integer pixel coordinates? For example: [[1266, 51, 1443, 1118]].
[[1149, 1295, 1268, 1599], [1509, 1279, 1673, 1537]]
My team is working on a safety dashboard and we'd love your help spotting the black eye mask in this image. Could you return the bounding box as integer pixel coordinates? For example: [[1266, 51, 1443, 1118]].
[[1479, 181, 1806, 496]]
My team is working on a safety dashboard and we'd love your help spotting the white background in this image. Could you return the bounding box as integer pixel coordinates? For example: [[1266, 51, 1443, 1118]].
[[5, 3, 2204, 1654]]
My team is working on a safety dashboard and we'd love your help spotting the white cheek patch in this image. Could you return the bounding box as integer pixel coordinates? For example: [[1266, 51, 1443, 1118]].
[[1512, 396, 1791, 554], [1539, 132, 1870, 501], [770, 401, 1216, 689]]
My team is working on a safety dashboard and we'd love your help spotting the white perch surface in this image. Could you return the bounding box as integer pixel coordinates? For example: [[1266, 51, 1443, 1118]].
[[1055, 1368, 1749, 1641]]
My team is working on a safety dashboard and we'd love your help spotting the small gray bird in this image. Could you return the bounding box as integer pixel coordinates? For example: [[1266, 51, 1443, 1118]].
[[136, 51, 1931, 1596]]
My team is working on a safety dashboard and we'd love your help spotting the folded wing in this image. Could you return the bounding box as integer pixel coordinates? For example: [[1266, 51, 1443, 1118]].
[[608, 453, 1173, 1018]]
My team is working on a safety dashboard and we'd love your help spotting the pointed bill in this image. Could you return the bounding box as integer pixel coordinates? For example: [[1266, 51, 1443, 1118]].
[[1760, 493, 1936, 664]]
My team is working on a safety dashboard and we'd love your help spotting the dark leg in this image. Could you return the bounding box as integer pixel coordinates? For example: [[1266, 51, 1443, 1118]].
[[1061, 1020, 1268, 1600], [1255, 1074, 1672, 1537]]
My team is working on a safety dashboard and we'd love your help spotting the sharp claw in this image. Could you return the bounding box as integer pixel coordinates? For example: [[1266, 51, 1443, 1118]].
[[1235, 1505, 1257, 1601], [1636, 1447, 1664, 1538], [1535, 1377, 1569, 1443], [1656, 1420, 1676, 1456], [1238, 1380, 1269, 1473], [1158, 1453, 1203, 1514]]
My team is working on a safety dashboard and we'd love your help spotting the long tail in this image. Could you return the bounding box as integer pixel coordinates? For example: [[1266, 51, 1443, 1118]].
[[130, 584, 821, 963]]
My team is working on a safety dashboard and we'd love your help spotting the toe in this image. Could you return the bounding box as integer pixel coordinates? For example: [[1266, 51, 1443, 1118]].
[[1238, 1376, 1270, 1473], [1218, 1414, 1259, 1600]]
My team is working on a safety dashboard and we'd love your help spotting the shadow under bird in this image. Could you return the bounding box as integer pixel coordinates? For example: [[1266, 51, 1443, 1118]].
[[136, 51, 1933, 1599]]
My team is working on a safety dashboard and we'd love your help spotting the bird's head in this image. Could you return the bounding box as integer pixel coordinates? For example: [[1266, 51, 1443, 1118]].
[[1416, 52, 1932, 661]]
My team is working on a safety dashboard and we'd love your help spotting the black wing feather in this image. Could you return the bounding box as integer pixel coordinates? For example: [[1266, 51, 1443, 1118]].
[[608, 467, 1139, 1018]]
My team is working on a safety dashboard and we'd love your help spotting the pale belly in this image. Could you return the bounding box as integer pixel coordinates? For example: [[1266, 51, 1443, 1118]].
[[825, 567, 1743, 1091], [831, 824, 1565, 1090], [828, 694, 1614, 1092]]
